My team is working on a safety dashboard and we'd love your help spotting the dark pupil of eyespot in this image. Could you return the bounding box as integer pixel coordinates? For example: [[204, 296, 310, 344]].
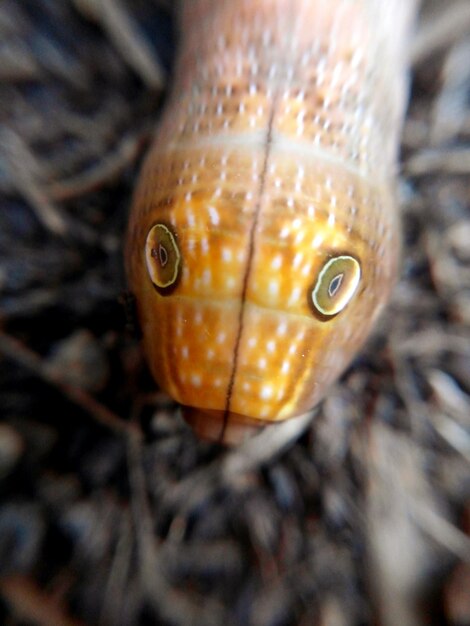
[[152, 244, 168, 267], [328, 273, 344, 298]]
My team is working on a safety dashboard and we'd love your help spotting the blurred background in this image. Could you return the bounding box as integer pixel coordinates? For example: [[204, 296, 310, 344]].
[[0, 1, 469, 625]]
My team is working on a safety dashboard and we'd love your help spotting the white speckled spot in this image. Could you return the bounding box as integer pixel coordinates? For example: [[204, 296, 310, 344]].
[[185, 203, 196, 222], [288, 286, 302, 305], [260, 385, 273, 400], [281, 360, 290, 374], [293, 252, 303, 268], [267, 340, 276, 353], [258, 357, 267, 370], [208, 205, 220, 225], [268, 280, 280, 297], [312, 233, 324, 248], [191, 374, 201, 387], [271, 255, 282, 270], [222, 248, 232, 262], [217, 332, 226, 344], [181, 346, 189, 359], [247, 337, 257, 348]]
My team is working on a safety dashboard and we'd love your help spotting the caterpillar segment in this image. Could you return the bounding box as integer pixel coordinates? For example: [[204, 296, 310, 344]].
[[126, 0, 418, 444]]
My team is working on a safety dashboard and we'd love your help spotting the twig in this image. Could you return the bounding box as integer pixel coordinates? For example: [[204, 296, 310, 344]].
[[0, 575, 88, 626], [0, 128, 68, 235], [222, 410, 314, 479], [0, 330, 140, 439], [405, 147, 470, 176], [48, 131, 149, 201], [126, 427, 225, 625], [75, 0, 166, 89], [412, 1, 470, 65]]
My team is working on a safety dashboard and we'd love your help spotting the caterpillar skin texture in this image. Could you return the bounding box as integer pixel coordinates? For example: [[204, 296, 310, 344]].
[[126, 0, 418, 444]]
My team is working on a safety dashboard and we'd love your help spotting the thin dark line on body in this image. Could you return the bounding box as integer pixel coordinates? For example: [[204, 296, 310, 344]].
[[218, 4, 301, 442], [220, 96, 278, 442]]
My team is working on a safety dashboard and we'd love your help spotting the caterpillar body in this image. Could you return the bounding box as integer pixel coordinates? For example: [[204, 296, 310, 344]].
[[126, 0, 418, 444]]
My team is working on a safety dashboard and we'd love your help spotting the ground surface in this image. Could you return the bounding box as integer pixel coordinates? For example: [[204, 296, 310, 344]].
[[0, 1, 469, 625]]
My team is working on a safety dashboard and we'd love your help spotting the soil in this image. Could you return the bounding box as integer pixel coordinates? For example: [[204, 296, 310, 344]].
[[0, 1, 469, 625]]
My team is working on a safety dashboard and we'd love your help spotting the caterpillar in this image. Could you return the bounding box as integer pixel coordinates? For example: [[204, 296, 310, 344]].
[[126, 0, 418, 445]]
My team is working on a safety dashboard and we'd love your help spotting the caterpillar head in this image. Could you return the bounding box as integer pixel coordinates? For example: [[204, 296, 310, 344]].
[[127, 151, 399, 444]]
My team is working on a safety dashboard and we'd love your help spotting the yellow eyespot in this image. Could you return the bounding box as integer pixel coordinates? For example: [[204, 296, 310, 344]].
[[145, 223, 181, 290], [311, 255, 361, 317]]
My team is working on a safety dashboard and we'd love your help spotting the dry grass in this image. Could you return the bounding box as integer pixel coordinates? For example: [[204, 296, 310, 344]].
[[0, 1, 469, 625]]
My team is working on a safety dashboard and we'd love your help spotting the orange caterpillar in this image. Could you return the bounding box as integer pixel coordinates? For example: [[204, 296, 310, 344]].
[[126, 0, 418, 444]]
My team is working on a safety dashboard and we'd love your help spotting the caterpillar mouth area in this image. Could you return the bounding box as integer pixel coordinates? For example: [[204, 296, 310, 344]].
[[181, 406, 274, 446]]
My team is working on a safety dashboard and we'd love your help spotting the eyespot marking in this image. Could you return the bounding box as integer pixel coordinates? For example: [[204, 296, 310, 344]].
[[311, 255, 361, 317], [145, 223, 181, 291]]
